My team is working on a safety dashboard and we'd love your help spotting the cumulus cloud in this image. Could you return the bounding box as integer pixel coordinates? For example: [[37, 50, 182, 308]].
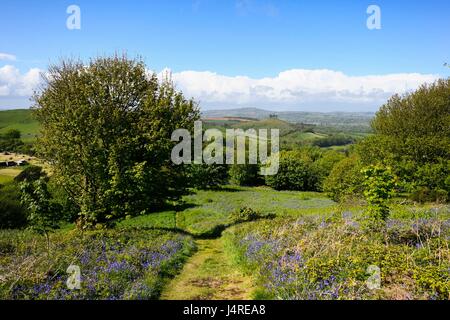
[[0, 65, 42, 97], [0, 64, 439, 111], [0, 53, 17, 61], [160, 69, 439, 111]]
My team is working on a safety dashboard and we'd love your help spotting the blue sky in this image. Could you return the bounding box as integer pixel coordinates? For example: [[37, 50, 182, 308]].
[[1, 0, 449, 111]]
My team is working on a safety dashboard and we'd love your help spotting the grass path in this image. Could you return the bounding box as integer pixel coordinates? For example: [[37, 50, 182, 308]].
[[160, 237, 255, 300]]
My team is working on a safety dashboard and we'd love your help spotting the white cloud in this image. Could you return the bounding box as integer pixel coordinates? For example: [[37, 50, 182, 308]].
[[161, 68, 439, 111], [0, 65, 439, 111], [0, 65, 42, 97], [0, 53, 17, 61]]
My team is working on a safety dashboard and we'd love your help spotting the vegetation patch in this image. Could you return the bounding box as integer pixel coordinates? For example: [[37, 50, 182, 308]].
[[0, 228, 195, 300]]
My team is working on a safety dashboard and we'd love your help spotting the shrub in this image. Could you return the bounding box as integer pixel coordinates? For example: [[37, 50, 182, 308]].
[[323, 155, 364, 202], [0, 183, 28, 229], [229, 207, 273, 224], [312, 134, 355, 147], [265, 150, 318, 191], [187, 164, 228, 189], [361, 165, 396, 227], [312, 150, 345, 191], [410, 187, 448, 203], [229, 164, 261, 186], [20, 178, 61, 246]]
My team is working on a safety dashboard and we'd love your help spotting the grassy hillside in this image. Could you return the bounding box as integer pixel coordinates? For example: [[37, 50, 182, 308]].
[[202, 108, 374, 132], [0, 109, 39, 141], [230, 118, 297, 136]]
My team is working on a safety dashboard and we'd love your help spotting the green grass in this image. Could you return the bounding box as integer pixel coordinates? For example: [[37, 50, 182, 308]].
[[0, 167, 22, 184], [230, 118, 297, 136], [119, 186, 336, 237], [117, 211, 177, 230], [0, 175, 13, 184], [0, 109, 39, 141], [160, 238, 255, 300]]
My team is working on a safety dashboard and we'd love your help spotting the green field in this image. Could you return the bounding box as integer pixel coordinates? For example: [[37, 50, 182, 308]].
[[118, 186, 335, 237], [0, 109, 39, 141], [1, 109, 367, 148]]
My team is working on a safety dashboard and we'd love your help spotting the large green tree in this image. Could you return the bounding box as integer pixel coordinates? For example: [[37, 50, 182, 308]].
[[361, 78, 450, 164], [33, 56, 199, 227], [357, 78, 450, 199]]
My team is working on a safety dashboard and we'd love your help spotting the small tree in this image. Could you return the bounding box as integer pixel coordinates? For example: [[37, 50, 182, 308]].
[[361, 165, 396, 228], [187, 164, 228, 189], [33, 55, 199, 227], [3, 129, 21, 140], [229, 163, 261, 186], [20, 178, 60, 251], [323, 155, 364, 202], [265, 150, 318, 191]]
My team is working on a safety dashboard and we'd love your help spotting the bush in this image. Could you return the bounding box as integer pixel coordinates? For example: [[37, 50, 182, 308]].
[[187, 164, 228, 189], [229, 164, 261, 186], [0, 183, 28, 229], [323, 155, 364, 202], [229, 207, 273, 224], [20, 178, 61, 240], [312, 134, 355, 147], [47, 178, 80, 222], [361, 165, 396, 227], [312, 150, 345, 191], [410, 187, 448, 203], [265, 150, 318, 191]]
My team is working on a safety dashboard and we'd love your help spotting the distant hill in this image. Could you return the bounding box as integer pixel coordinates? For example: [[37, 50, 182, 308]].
[[229, 118, 299, 136], [201, 107, 374, 130], [0, 109, 39, 141]]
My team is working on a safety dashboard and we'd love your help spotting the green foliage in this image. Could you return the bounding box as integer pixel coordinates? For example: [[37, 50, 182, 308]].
[[312, 134, 355, 147], [265, 150, 319, 191], [372, 79, 450, 146], [174, 186, 334, 237], [47, 177, 80, 222], [20, 178, 60, 237], [187, 164, 228, 189], [312, 150, 345, 191], [2, 129, 21, 140], [0, 182, 28, 229], [357, 78, 450, 202], [0, 129, 24, 152], [229, 163, 261, 186], [361, 165, 396, 225], [323, 155, 364, 202], [33, 55, 199, 227], [410, 187, 448, 204], [229, 206, 273, 224]]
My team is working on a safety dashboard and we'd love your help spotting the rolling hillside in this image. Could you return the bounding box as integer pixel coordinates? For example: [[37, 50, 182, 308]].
[[0, 109, 39, 141], [202, 107, 374, 132]]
